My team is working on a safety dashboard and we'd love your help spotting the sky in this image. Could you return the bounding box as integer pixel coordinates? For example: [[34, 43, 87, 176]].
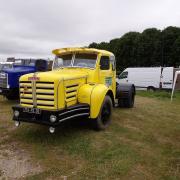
[[0, 0, 180, 60]]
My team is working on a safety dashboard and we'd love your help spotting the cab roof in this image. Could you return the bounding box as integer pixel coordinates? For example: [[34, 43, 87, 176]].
[[52, 47, 114, 57]]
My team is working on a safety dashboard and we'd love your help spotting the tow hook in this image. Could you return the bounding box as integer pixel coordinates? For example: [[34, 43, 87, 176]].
[[49, 127, 55, 134], [15, 121, 20, 127]]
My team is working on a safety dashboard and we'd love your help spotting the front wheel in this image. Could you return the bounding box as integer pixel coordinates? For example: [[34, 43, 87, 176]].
[[5, 89, 19, 100], [92, 96, 113, 130]]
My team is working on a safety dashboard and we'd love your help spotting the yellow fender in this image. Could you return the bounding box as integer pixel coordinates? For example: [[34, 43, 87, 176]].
[[78, 84, 112, 119]]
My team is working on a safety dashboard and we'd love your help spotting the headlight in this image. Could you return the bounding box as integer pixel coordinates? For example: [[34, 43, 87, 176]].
[[14, 110, 19, 117], [15, 121, 20, 127], [50, 115, 57, 123]]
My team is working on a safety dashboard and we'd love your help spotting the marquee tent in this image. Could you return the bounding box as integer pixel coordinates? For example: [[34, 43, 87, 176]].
[[171, 71, 180, 101]]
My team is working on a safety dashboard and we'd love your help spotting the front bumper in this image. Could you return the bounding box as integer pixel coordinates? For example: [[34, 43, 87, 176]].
[[12, 104, 90, 127]]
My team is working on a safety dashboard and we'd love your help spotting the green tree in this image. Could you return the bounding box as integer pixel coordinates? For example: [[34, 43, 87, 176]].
[[89, 26, 180, 71], [161, 26, 180, 66]]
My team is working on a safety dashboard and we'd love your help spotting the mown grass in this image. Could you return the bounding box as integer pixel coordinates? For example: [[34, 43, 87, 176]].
[[137, 90, 180, 100], [0, 92, 180, 179]]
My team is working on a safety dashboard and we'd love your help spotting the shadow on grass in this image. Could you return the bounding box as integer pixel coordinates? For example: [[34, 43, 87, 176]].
[[0, 96, 19, 105], [12, 118, 93, 143]]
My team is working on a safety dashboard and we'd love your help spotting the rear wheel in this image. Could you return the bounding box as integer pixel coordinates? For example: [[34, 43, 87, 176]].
[[147, 86, 155, 92], [118, 88, 135, 108], [93, 96, 113, 130]]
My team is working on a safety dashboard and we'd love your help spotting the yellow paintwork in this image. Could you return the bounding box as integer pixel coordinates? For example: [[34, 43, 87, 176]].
[[52, 47, 114, 57], [78, 84, 110, 118], [19, 48, 116, 118]]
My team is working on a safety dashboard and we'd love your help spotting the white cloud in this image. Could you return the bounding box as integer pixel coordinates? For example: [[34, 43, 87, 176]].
[[0, 0, 180, 59]]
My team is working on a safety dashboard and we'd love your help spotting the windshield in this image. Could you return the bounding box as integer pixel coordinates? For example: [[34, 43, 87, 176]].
[[14, 59, 36, 66], [74, 54, 97, 68], [14, 60, 23, 66], [0, 64, 13, 70], [54, 53, 97, 69], [54, 54, 73, 69]]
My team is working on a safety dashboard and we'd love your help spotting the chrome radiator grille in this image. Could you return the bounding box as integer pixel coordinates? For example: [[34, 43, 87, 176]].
[[20, 81, 55, 108], [0, 72, 8, 88]]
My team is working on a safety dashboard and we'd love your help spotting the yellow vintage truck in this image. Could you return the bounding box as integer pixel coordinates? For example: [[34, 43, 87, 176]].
[[12, 48, 135, 133]]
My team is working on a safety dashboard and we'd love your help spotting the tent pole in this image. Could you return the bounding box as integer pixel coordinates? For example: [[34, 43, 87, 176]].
[[171, 72, 178, 101]]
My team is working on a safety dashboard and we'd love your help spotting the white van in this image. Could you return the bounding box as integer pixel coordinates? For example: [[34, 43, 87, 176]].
[[117, 67, 176, 90]]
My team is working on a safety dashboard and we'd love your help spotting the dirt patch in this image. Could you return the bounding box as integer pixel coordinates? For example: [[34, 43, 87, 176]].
[[0, 143, 42, 179], [0, 97, 43, 179]]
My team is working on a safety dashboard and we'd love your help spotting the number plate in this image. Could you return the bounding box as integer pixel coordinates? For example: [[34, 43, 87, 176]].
[[23, 107, 41, 114]]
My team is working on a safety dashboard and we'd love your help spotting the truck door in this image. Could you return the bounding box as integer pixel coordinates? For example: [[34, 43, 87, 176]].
[[99, 56, 115, 91], [161, 67, 174, 89]]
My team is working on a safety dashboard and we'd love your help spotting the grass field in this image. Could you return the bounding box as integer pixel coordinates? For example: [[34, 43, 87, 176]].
[[0, 91, 180, 179]]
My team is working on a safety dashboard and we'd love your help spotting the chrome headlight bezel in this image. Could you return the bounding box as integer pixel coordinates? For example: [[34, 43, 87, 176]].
[[14, 110, 20, 117], [50, 115, 57, 123]]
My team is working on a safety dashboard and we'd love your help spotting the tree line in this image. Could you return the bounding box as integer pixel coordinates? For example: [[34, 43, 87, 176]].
[[89, 26, 180, 71]]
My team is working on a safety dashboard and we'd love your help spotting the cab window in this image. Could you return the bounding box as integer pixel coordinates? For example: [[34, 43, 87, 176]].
[[119, 71, 128, 79], [100, 56, 110, 70]]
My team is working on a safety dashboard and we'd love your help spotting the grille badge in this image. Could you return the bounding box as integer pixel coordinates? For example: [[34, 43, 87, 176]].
[[28, 76, 40, 81]]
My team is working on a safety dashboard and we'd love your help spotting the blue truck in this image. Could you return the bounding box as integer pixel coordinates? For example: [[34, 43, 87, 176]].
[[0, 59, 52, 100]]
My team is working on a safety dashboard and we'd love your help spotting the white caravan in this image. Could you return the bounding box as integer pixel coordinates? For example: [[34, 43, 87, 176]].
[[117, 67, 179, 90]]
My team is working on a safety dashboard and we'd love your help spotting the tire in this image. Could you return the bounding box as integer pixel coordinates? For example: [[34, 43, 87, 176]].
[[5, 89, 19, 100], [147, 86, 155, 92], [118, 98, 125, 107], [93, 96, 113, 130], [124, 91, 135, 108], [118, 88, 135, 108]]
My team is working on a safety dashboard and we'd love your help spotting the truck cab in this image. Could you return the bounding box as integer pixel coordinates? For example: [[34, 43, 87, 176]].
[[0, 59, 51, 100], [12, 48, 135, 133]]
